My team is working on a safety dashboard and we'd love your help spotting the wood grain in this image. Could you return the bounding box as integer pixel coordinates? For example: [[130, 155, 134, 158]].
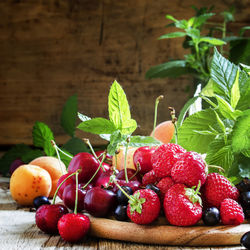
[[0, 0, 249, 146]]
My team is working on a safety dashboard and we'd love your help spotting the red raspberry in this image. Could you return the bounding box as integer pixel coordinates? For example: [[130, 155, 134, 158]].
[[164, 183, 202, 226], [203, 173, 239, 208], [127, 189, 160, 225], [171, 151, 207, 187], [156, 177, 175, 200], [151, 143, 186, 178], [220, 198, 244, 225]]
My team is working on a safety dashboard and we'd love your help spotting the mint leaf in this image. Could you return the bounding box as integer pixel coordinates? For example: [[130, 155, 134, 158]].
[[201, 79, 215, 97], [211, 48, 238, 100], [231, 110, 250, 156], [158, 32, 186, 39], [178, 109, 217, 153], [121, 136, 162, 147], [77, 118, 116, 135], [199, 37, 226, 45], [62, 137, 89, 155], [230, 69, 240, 109], [237, 71, 250, 110], [107, 131, 127, 155], [32, 121, 55, 156], [61, 95, 77, 137], [120, 119, 137, 135]]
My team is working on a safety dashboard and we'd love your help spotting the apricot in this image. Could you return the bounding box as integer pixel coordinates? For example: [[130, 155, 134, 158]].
[[150, 120, 175, 144], [30, 156, 67, 198], [112, 146, 138, 171], [10, 164, 52, 206]]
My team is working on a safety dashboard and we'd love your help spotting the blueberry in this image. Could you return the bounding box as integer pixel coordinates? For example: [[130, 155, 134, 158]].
[[114, 205, 128, 221], [145, 184, 161, 196], [241, 231, 250, 249], [202, 207, 220, 226], [33, 196, 51, 209], [116, 186, 133, 205]]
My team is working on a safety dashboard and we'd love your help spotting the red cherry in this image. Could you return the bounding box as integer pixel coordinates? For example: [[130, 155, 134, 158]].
[[94, 169, 113, 188], [133, 146, 155, 174], [116, 169, 142, 182], [84, 187, 116, 217], [35, 204, 68, 234], [62, 184, 86, 212], [95, 150, 113, 164], [112, 179, 141, 193], [56, 173, 74, 200], [58, 213, 90, 242], [9, 158, 24, 176], [67, 152, 100, 183]]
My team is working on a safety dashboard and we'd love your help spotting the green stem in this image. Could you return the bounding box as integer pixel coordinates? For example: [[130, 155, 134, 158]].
[[52, 170, 79, 204], [152, 95, 164, 137], [201, 95, 217, 108], [194, 43, 209, 79], [51, 140, 73, 159], [124, 137, 130, 183], [112, 177, 135, 202], [74, 172, 79, 214], [82, 152, 106, 189], [220, 20, 226, 55]]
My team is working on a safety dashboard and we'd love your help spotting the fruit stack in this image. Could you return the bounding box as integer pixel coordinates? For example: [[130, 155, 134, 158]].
[[15, 143, 248, 244]]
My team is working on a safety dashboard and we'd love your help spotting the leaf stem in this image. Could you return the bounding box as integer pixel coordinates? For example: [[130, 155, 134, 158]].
[[51, 140, 73, 159], [152, 95, 164, 137]]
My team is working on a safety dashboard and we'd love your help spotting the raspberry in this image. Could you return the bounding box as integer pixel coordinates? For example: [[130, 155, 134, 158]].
[[156, 177, 175, 200]]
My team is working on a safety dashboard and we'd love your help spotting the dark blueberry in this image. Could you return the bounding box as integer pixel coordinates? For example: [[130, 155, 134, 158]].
[[145, 184, 161, 196], [114, 205, 128, 221], [239, 191, 250, 210], [202, 207, 220, 226], [241, 231, 250, 249], [33, 196, 51, 209], [236, 178, 250, 193], [116, 186, 133, 205], [244, 208, 250, 219]]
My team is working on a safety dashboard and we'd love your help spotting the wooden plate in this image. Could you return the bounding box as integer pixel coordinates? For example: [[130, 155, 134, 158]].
[[88, 215, 250, 246]]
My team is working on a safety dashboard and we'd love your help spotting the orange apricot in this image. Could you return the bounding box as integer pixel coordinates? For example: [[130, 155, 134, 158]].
[[150, 120, 175, 144], [30, 156, 67, 198], [112, 146, 138, 171], [10, 164, 52, 206]]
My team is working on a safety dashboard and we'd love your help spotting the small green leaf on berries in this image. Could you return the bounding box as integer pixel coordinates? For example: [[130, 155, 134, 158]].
[[128, 192, 146, 214]]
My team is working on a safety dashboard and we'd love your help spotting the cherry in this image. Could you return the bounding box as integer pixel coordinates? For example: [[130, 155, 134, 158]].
[[202, 207, 220, 226], [236, 178, 250, 193], [95, 150, 113, 165], [241, 231, 250, 249], [112, 179, 141, 193], [84, 187, 116, 217], [114, 205, 128, 221], [33, 196, 51, 209], [62, 184, 86, 212], [94, 169, 113, 188], [35, 204, 68, 234], [117, 186, 133, 205], [9, 158, 24, 176], [67, 152, 100, 184], [116, 168, 141, 182], [133, 146, 155, 174], [145, 184, 161, 197], [57, 173, 74, 200], [58, 213, 90, 242]]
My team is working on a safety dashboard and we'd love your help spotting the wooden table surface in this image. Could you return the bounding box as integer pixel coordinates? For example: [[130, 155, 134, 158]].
[[0, 177, 247, 250]]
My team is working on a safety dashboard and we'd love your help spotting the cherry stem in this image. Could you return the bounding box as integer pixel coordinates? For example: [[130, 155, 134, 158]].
[[152, 95, 164, 138], [51, 140, 64, 174], [74, 171, 79, 214], [52, 170, 80, 205], [83, 138, 105, 172], [82, 151, 107, 190], [129, 162, 140, 181], [51, 140, 73, 159], [168, 107, 178, 144], [124, 136, 130, 183]]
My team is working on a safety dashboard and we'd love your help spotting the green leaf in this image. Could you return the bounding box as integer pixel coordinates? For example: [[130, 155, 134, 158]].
[[199, 37, 226, 45], [178, 109, 217, 153], [78, 112, 91, 122], [238, 155, 250, 178], [21, 149, 44, 163], [240, 63, 250, 74], [60, 94, 77, 137], [32, 121, 55, 156], [177, 97, 199, 128], [62, 137, 90, 155], [107, 131, 127, 155], [0, 144, 31, 176], [230, 69, 240, 109], [145, 60, 196, 79], [231, 110, 250, 156], [108, 80, 132, 130], [201, 79, 215, 97], [165, 14, 178, 22], [120, 119, 137, 135], [57, 149, 73, 168], [237, 71, 250, 110], [229, 39, 250, 65], [120, 136, 162, 147], [158, 32, 186, 40], [211, 48, 238, 100], [186, 28, 200, 42], [77, 118, 116, 135], [192, 13, 215, 28]]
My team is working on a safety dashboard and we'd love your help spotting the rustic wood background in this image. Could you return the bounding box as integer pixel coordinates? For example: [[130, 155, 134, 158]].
[[0, 0, 249, 147]]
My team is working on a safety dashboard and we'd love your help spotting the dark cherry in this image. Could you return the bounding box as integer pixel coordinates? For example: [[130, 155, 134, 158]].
[[9, 158, 24, 176], [145, 184, 161, 196], [94, 169, 113, 188], [62, 184, 86, 212], [33, 196, 51, 209], [116, 186, 133, 205], [35, 204, 68, 234], [133, 146, 155, 174], [84, 187, 116, 217], [236, 178, 250, 193], [241, 231, 250, 249], [202, 207, 220, 226], [56, 173, 75, 200], [112, 180, 141, 193], [239, 191, 250, 209], [114, 205, 128, 221], [116, 168, 142, 182], [67, 152, 100, 184]]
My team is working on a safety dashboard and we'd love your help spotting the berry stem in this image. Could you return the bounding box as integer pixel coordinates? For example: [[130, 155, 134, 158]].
[[168, 107, 178, 144], [124, 136, 130, 183], [129, 162, 140, 181], [82, 151, 107, 190], [52, 170, 80, 204], [152, 95, 164, 138], [74, 171, 79, 214]]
